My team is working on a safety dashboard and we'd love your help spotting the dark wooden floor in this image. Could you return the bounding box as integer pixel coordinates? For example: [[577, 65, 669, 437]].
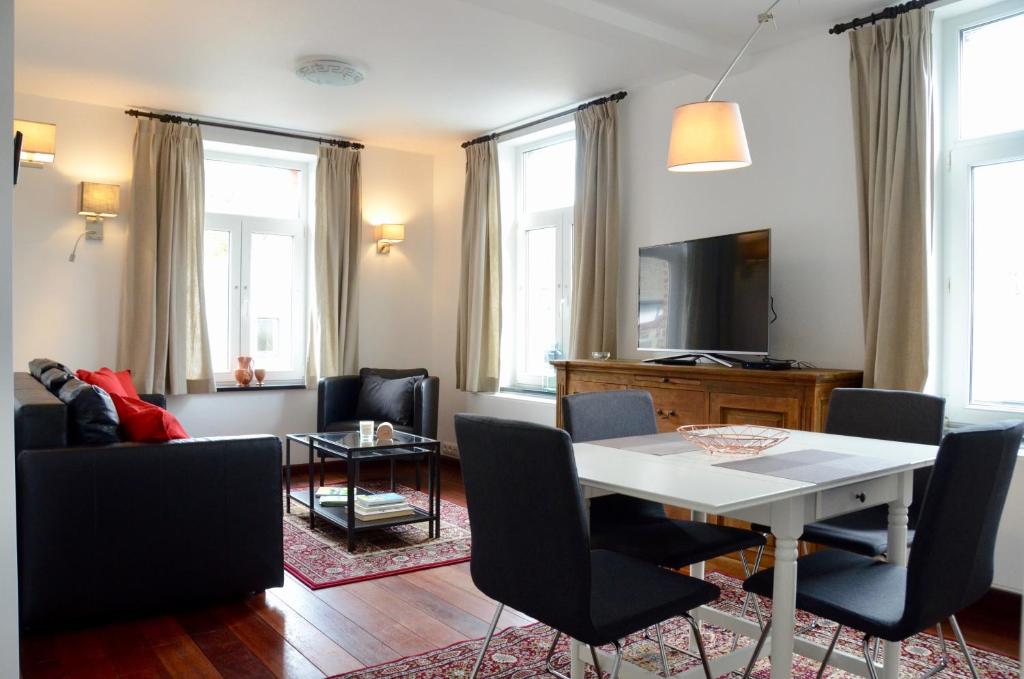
[[19, 459, 1022, 678]]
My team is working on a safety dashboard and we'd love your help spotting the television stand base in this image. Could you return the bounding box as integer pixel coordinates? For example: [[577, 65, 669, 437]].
[[643, 353, 737, 367]]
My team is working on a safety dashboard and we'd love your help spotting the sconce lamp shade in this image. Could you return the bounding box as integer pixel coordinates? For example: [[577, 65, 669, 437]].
[[375, 223, 405, 254], [79, 182, 120, 218], [13, 119, 56, 165], [666, 101, 751, 172], [377, 223, 405, 243]]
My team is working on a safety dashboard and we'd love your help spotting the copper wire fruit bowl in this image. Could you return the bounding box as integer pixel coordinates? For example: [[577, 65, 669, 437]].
[[676, 424, 789, 455]]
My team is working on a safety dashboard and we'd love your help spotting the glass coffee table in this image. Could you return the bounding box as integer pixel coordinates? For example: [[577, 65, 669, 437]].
[[285, 431, 442, 551]]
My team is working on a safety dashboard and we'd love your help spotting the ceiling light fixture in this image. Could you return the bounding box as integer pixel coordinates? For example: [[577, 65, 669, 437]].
[[295, 57, 365, 87], [667, 0, 781, 173]]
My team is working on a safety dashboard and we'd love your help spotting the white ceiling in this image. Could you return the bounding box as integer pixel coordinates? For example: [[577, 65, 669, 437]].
[[14, 0, 886, 153]]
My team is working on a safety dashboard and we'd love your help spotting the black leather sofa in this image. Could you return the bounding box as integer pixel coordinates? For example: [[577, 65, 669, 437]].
[[14, 371, 284, 630]]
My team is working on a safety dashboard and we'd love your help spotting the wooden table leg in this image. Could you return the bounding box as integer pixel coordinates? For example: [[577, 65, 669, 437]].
[[883, 472, 912, 679], [770, 497, 805, 679]]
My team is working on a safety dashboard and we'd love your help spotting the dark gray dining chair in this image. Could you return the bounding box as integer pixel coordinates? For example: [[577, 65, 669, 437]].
[[454, 414, 720, 679], [740, 420, 1023, 679], [750, 388, 946, 557], [562, 390, 768, 664]]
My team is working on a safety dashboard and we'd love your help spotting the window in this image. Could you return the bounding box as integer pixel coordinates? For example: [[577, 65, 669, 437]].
[[499, 125, 575, 393], [203, 147, 311, 384], [938, 0, 1024, 422]]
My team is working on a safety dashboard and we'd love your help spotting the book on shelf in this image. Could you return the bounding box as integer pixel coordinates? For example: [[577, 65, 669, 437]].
[[316, 487, 353, 498], [355, 492, 408, 508], [354, 505, 416, 521], [319, 495, 350, 507]]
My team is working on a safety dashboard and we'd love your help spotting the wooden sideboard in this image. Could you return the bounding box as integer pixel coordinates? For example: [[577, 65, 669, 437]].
[[552, 359, 864, 574]]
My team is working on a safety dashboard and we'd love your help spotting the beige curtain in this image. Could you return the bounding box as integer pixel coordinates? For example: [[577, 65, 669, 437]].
[[850, 9, 932, 390], [308, 145, 361, 383], [118, 118, 214, 395], [456, 140, 501, 393], [570, 100, 621, 359]]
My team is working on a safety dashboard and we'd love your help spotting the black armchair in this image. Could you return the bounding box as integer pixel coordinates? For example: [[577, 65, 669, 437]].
[[317, 368, 439, 489]]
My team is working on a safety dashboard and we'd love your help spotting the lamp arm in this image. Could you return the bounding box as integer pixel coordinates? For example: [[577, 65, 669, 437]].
[[705, 0, 782, 102]]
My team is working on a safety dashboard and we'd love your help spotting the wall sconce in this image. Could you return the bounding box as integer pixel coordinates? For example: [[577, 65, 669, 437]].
[[375, 223, 405, 255], [12, 119, 56, 167], [69, 182, 119, 262]]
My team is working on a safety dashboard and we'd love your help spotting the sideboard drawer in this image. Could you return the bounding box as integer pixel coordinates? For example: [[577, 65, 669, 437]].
[[634, 373, 703, 389], [815, 476, 898, 521]]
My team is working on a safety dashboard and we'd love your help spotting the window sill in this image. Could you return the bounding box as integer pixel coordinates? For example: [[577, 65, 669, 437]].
[[215, 382, 306, 393], [494, 389, 556, 404]]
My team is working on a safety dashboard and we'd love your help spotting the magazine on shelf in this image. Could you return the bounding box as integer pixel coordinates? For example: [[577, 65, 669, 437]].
[[356, 492, 408, 507], [354, 505, 416, 521]]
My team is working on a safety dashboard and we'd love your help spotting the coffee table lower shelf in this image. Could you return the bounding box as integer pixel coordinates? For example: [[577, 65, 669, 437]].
[[288, 489, 436, 532]]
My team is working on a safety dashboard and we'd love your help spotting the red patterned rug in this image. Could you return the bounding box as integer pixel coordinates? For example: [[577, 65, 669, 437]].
[[283, 482, 471, 589], [328, 572, 1019, 678]]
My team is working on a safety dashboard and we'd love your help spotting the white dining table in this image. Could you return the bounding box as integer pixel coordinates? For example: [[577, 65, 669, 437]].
[[568, 429, 940, 679]]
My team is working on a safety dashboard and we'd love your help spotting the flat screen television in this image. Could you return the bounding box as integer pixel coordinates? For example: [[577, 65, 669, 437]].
[[638, 229, 770, 356]]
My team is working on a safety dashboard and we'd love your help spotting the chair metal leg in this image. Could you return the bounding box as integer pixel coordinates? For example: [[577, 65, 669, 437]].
[[609, 640, 625, 679], [871, 636, 881, 663], [731, 547, 767, 652], [589, 646, 604, 677], [543, 631, 569, 679], [920, 622, 949, 679], [654, 622, 671, 677], [470, 603, 504, 679], [862, 635, 880, 679], [949, 615, 981, 679], [741, 619, 772, 679], [815, 623, 843, 679], [683, 613, 714, 679]]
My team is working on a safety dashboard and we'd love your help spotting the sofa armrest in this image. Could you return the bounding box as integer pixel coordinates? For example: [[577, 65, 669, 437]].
[[317, 376, 361, 431], [139, 393, 167, 409], [413, 376, 439, 439], [16, 435, 283, 629]]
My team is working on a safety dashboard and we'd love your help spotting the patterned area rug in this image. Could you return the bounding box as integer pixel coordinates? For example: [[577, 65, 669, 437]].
[[283, 482, 471, 589], [329, 572, 1019, 678]]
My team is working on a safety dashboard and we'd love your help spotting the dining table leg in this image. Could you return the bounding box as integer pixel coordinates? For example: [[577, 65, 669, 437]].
[[883, 471, 912, 679], [770, 497, 805, 679]]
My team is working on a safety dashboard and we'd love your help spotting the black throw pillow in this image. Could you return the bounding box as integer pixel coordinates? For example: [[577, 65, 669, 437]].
[[29, 358, 69, 380], [57, 378, 121, 445], [40, 367, 75, 394], [354, 375, 418, 426]]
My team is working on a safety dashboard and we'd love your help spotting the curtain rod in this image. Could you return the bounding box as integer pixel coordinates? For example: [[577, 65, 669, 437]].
[[124, 109, 365, 150], [829, 0, 941, 35], [461, 91, 627, 149]]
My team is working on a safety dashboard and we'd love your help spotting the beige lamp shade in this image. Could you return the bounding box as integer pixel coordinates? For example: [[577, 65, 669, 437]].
[[13, 119, 56, 165], [667, 101, 751, 172], [79, 182, 120, 218], [377, 223, 405, 243]]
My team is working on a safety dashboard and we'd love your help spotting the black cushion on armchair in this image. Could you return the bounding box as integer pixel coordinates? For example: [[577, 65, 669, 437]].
[[318, 368, 439, 439]]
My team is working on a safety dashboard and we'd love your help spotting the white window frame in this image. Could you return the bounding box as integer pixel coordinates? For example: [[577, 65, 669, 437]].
[[203, 148, 310, 385], [499, 128, 575, 394], [936, 0, 1024, 423]]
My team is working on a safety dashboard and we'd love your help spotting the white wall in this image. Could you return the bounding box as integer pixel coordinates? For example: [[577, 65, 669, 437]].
[[618, 34, 864, 369], [1, 0, 20, 671], [11, 94, 436, 442]]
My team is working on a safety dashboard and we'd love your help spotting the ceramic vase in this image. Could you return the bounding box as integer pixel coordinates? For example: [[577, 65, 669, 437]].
[[235, 356, 254, 387]]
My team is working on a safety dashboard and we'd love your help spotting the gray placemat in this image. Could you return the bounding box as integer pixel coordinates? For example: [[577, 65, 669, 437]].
[[590, 433, 702, 456], [713, 449, 895, 483]]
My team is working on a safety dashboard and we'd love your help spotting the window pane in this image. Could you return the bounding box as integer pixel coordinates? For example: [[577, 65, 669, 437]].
[[523, 140, 575, 213], [520, 227, 559, 384], [205, 159, 302, 219], [970, 159, 1024, 407], [960, 12, 1024, 139], [203, 229, 232, 373], [249, 233, 295, 372]]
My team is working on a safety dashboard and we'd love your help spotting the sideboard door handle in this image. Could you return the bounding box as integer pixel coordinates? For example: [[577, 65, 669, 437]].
[[855, 493, 867, 503]]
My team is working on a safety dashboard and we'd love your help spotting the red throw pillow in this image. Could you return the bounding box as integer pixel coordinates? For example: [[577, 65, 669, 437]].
[[76, 367, 140, 400], [110, 394, 189, 443]]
